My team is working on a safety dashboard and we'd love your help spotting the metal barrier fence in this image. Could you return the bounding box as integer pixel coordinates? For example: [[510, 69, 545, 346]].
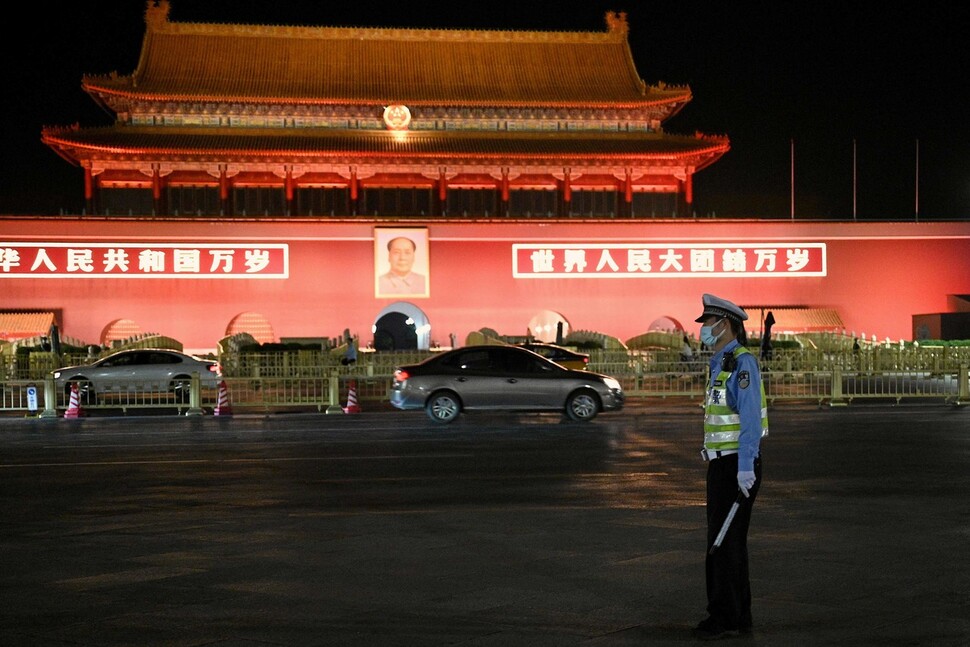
[[0, 374, 347, 417], [2, 364, 967, 417], [5, 346, 970, 380]]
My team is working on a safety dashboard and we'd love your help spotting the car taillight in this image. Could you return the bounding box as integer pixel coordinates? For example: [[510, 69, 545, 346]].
[[394, 369, 409, 382], [208, 364, 221, 375]]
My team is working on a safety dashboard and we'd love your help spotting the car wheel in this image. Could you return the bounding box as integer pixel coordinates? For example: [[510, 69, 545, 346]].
[[66, 378, 97, 406], [565, 390, 600, 422], [171, 377, 191, 404], [426, 390, 461, 424]]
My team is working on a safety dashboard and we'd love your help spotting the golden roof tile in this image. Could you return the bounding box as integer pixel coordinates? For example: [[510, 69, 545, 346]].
[[83, 4, 689, 108]]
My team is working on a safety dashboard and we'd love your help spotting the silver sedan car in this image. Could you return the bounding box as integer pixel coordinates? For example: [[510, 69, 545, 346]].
[[390, 345, 624, 424], [51, 349, 221, 404]]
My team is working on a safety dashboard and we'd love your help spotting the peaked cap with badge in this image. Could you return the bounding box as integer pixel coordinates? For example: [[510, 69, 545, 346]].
[[694, 293, 749, 323]]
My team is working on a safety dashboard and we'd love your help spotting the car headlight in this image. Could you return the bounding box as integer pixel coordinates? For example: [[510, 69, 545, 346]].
[[603, 377, 621, 391], [52, 371, 62, 379]]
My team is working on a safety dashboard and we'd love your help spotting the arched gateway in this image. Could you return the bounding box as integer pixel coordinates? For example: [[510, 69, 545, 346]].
[[373, 303, 430, 352]]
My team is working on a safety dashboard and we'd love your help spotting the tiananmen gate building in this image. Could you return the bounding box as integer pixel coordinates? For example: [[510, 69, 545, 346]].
[[2, 1, 968, 351]]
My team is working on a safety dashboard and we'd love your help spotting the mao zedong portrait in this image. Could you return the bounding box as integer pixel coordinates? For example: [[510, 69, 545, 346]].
[[378, 236, 427, 296]]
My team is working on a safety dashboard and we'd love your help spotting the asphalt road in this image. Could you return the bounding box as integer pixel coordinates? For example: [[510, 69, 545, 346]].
[[1, 404, 968, 646]]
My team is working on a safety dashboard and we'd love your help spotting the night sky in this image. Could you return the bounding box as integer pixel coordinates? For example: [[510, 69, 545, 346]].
[[3, 1, 966, 220]]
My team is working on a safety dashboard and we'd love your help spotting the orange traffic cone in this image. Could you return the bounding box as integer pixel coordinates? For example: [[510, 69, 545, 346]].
[[214, 380, 232, 416], [64, 383, 82, 419], [343, 380, 361, 414]]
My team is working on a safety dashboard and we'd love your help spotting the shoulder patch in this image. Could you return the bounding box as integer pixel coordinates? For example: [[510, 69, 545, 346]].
[[738, 370, 750, 389]]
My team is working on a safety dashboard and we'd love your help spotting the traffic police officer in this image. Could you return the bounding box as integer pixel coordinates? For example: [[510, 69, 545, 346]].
[[693, 294, 768, 640]]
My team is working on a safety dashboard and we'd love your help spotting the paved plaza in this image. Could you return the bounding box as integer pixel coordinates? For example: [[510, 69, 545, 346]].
[[0, 402, 968, 646]]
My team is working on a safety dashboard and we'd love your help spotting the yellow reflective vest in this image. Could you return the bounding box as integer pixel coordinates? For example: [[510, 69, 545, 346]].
[[704, 346, 769, 451]]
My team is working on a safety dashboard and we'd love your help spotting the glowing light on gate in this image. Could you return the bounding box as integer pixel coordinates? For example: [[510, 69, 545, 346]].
[[383, 105, 411, 130]]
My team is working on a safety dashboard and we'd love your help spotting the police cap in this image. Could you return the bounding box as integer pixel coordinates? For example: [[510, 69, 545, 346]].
[[694, 293, 749, 323]]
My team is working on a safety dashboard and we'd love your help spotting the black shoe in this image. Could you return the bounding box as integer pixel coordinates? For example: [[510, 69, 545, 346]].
[[694, 617, 716, 632], [693, 617, 740, 640]]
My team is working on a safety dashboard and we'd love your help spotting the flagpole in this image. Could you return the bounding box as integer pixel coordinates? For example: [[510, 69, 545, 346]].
[[915, 139, 920, 222], [790, 139, 795, 220], [852, 138, 857, 221]]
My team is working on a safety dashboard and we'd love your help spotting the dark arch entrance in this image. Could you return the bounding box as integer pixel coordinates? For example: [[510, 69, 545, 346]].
[[373, 312, 418, 351], [372, 302, 431, 351]]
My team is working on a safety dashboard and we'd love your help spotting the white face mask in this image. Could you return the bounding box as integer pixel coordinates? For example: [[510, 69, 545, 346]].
[[700, 318, 725, 347]]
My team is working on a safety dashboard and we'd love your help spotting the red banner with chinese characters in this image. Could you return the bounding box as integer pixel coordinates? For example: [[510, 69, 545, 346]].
[[512, 243, 826, 278], [0, 243, 288, 278]]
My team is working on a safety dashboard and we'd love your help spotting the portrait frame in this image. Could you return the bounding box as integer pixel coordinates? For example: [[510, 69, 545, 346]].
[[374, 226, 430, 299]]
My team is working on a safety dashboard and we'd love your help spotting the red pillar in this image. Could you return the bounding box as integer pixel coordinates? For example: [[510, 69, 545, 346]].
[[563, 170, 572, 216], [439, 170, 447, 216], [285, 167, 295, 216], [219, 166, 230, 216], [501, 168, 510, 217], [624, 170, 633, 218], [84, 167, 94, 215], [152, 165, 163, 216], [349, 169, 358, 216]]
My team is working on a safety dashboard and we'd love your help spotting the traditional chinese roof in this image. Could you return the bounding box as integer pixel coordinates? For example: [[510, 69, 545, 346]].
[[44, 3, 730, 196], [82, 1, 691, 111], [0, 312, 54, 341], [42, 125, 729, 169], [743, 306, 846, 332]]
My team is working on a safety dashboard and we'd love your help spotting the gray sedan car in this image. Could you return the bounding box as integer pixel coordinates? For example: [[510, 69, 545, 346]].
[[51, 349, 221, 404], [390, 345, 624, 424]]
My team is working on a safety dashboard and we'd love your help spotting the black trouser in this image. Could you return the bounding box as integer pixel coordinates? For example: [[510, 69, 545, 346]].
[[705, 452, 762, 629]]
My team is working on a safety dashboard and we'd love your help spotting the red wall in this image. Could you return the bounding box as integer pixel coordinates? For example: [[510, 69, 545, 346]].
[[2, 218, 968, 351]]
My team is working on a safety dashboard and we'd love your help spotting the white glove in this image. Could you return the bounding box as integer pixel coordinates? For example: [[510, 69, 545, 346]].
[[738, 471, 756, 498]]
